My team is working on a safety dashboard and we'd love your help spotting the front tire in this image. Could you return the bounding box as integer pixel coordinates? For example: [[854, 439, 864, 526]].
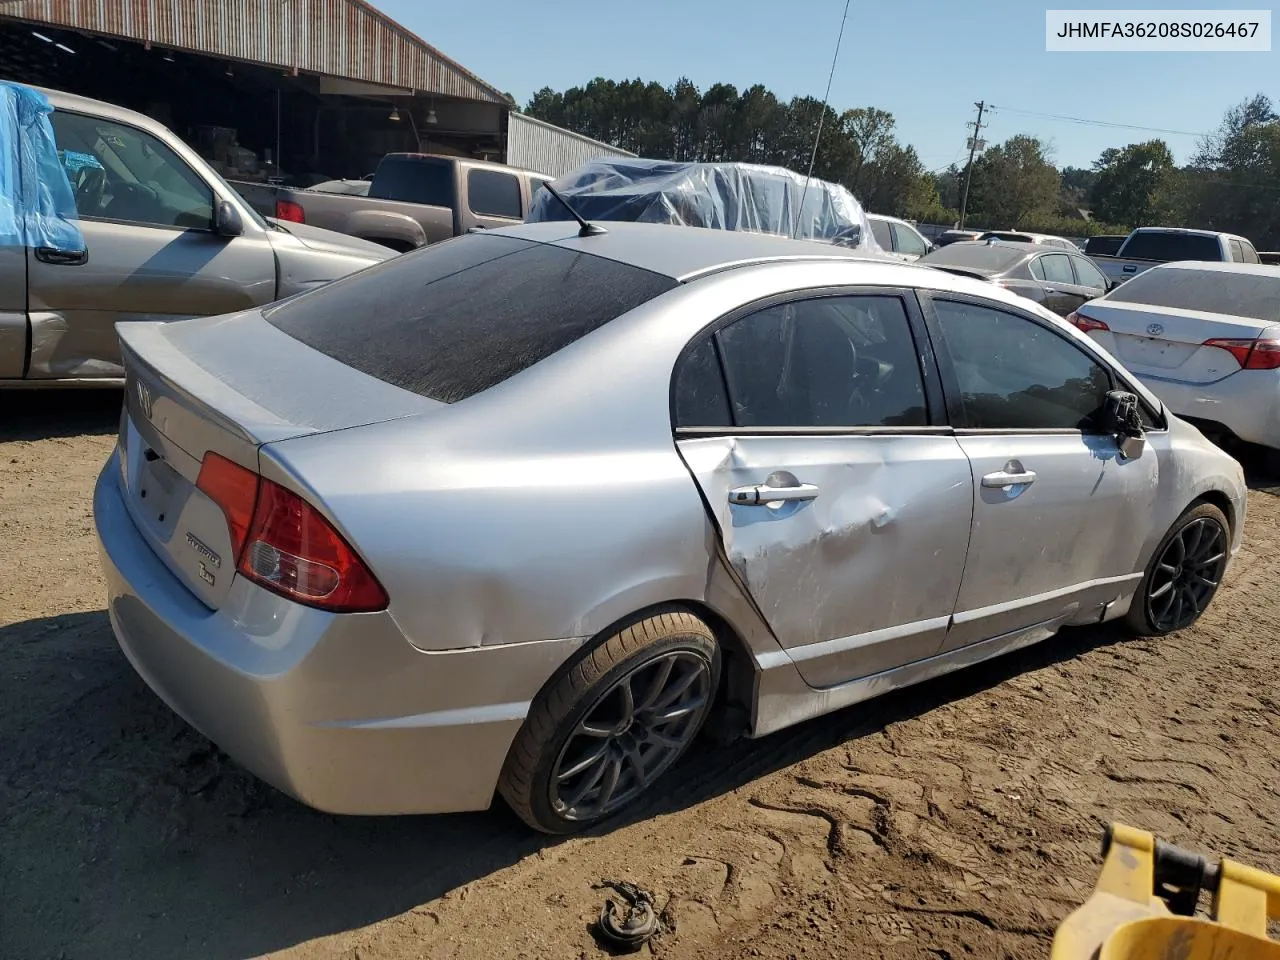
[[498, 610, 721, 835], [1125, 502, 1230, 636]]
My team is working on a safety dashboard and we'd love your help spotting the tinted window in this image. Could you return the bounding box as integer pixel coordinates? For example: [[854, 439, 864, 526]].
[[369, 157, 454, 206], [712, 295, 927, 428], [48, 110, 213, 229], [1105, 267, 1280, 322], [1120, 231, 1221, 261], [869, 218, 893, 250], [266, 234, 677, 403], [673, 338, 731, 427], [1084, 236, 1125, 256], [932, 299, 1112, 431], [468, 169, 522, 219], [891, 223, 928, 256], [1040, 254, 1075, 284], [1072, 256, 1108, 291], [922, 243, 1029, 273], [1029, 257, 1047, 281]]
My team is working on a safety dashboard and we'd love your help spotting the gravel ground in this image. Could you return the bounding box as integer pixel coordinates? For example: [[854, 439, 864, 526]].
[[3, 390, 1279, 960]]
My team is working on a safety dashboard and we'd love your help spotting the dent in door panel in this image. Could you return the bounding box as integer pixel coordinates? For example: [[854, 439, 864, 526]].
[[676, 434, 974, 688]]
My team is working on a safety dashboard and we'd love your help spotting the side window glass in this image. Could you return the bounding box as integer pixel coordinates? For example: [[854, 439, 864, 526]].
[[467, 169, 522, 219], [1041, 254, 1075, 285], [891, 223, 927, 256], [931, 299, 1113, 431], [1228, 239, 1244, 262], [1071, 255, 1108, 291], [1029, 257, 1047, 281], [673, 337, 732, 428], [1240, 241, 1260, 264], [870, 219, 893, 250], [48, 110, 214, 229], [715, 295, 927, 428]]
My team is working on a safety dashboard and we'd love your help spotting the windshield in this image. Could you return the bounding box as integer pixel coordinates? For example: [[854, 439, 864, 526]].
[[1105, 266, 1280, 321]]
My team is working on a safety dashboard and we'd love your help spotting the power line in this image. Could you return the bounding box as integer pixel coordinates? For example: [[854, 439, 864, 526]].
[[988, 105, 1218, 140], [794, 0, 852, 238]]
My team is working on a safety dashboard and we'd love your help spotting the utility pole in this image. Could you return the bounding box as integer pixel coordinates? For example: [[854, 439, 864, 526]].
[[958, 100, 987, 229]]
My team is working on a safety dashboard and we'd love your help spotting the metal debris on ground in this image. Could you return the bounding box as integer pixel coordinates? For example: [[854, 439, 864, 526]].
[[593, 878, 659, 952]]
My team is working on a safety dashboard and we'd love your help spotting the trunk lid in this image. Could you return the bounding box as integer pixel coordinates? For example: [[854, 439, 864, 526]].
[[1076, 300, 1277, 384], [115, 311, 439, 609]]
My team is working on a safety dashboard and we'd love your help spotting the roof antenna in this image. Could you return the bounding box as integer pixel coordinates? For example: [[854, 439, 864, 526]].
[[542, 181, 607, 238], [793, 0, 852, 240]]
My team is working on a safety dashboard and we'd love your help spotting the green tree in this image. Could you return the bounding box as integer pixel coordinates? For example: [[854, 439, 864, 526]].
[[1089, 140, 1174, 228], [967, 135, 1060, 227]]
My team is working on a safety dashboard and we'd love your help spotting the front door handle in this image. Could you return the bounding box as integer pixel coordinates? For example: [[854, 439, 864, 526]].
[[35, 246, 89, 266], [729, 482, 821, 505], [982, 469, 1037, 488]]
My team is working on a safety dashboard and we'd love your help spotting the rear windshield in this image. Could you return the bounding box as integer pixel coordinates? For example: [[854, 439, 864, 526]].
[[265, 234, 677, 402], [1106, 267, 1280, 322], [920, 243, 1028, 273], [1120, 231, 1222, 262], [1084, 236, 1124, 256], [368, 156, 454, 207], [980, 232, 1034, 243]]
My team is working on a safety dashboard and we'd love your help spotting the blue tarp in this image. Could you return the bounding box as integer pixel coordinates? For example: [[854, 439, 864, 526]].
[[0, 81, 84, 252]]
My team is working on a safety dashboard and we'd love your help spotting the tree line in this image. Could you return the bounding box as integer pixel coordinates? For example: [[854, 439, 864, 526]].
[[525, 80, 1280, 247]]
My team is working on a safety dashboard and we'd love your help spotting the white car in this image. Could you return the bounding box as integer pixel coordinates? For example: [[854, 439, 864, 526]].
[[1067, 261, 1280, 452], [866, 213, 933, 261]]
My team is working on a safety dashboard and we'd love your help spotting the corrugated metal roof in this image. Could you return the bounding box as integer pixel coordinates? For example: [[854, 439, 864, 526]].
[[507, 113, 636, 180], [1, 0, 508, 103]]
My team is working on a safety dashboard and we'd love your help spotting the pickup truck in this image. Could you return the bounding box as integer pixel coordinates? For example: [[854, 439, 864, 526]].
[[1, 84, 391, 387], [231, 154, 551, 252], [1090, 227, 1261, 284]]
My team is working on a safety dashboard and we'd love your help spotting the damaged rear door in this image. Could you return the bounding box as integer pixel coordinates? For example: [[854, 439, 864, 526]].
[[673, 289, 974, 688]]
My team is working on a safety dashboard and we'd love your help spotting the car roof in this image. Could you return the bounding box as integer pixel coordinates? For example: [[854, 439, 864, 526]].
[[484, 220, 898, 282], [1148, 260, 1280, 277]]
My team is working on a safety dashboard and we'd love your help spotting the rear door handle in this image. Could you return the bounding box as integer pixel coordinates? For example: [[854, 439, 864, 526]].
[[35, 246, 88, 266], [982, 470, 1037, 488], [728, 483, 821, 505]]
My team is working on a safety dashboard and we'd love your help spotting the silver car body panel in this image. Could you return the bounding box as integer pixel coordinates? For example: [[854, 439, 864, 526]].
[[95, 222, 1248, 815]]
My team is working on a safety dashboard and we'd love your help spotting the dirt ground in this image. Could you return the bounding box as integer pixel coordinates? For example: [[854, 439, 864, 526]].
[[4, 390, 1280, 960]]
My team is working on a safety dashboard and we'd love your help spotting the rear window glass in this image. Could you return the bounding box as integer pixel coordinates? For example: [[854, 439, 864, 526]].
[[369, 157, 454, 207], [1106, 267, 1280, 322], [265, 234, 677, 403], [921, 243, 1028, 272], [1084, 236, 1124, 256], [1120, 232, 1222, 261]]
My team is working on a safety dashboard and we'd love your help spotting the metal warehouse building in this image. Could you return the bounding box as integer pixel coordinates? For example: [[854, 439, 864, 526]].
[[0, 0, 631, 183]]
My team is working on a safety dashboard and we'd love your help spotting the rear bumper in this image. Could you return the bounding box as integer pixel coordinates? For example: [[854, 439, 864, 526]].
[[1137, 371, 1280, 450], [94, 450, 584, 815]]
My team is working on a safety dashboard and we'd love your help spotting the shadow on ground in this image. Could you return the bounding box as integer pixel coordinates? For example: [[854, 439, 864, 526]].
[[0, 607, 1127, 960], [0, 389, 123, 442]]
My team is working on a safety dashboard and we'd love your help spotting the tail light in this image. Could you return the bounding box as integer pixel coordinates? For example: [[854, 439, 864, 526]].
[[1203, 335, 1280, 370], [274, 199, 306, 223], [1067, 310, 1109, 334], [196, 453, 388, 612]]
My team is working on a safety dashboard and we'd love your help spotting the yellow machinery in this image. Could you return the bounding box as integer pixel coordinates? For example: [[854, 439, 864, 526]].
[[1052, 823, 1280, 960]]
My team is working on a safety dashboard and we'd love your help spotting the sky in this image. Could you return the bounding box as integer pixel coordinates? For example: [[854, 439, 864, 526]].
[[374, 0, 1278, 172]]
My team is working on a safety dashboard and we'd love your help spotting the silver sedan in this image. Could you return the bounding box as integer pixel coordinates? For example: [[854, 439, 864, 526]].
[[94, 221, 1247, 834]]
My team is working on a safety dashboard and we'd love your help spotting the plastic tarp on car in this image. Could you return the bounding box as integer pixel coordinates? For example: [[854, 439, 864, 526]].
[[0, 81, 84, 252], [526, 158, 882, 251]]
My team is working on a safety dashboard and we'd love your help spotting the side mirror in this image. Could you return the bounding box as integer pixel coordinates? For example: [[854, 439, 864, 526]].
[[213, 199, 244, 238], [1104, 390, 1146, 460]]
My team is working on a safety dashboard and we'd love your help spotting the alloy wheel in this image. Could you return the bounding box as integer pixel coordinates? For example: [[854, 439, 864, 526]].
[[1146, 517, 1228, 632], [549, 650, 713, 822]]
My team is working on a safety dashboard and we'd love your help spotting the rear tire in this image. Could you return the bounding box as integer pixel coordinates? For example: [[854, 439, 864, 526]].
[[499, 610, 720, 835], [1125, 502, 1230, 636]]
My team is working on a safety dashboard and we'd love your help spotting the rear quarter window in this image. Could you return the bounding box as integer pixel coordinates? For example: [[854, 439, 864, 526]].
[[265, 234, 677, 402]]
